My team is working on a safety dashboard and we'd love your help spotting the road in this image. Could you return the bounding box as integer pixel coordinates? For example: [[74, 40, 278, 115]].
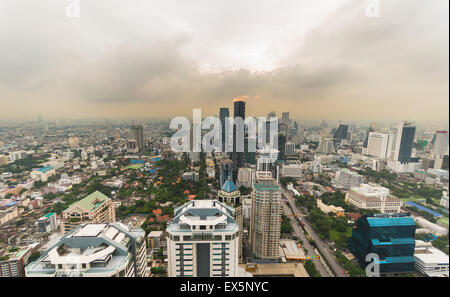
[[282, 187, 348, 277], [281, 201, 331, 277]]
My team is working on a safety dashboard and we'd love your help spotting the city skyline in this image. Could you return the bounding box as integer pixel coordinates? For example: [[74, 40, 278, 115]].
[[0, 0, 448, 122]]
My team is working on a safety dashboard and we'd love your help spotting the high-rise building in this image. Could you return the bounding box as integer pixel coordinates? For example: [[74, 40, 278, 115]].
[[348, 213, 416, 275], [285, 142, 296, 156], [219, 158, 233, 187], [131, 125, 144, 151], [334, 124, 349, 140], [166, 200, 242, 277], [37, 212, 59, 233], [26, 223, 147, 277], [317, 138, 335, 154], [256, 147, 279, 180], [218, 177, 244, 263], [281, 112, 290, 125], [250, 172, 281, 260], [60, 191, 116, 235], [394, 121, 416, 163], [219, 107, 230, 151], [0, 245, 33, 277], [367, 132, 394, 159], [232, 99, 245, 182], [433, 131, 449, 158]]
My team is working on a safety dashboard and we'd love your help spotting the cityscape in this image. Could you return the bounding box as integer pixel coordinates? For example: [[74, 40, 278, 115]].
[[0, 0, 448, 286]]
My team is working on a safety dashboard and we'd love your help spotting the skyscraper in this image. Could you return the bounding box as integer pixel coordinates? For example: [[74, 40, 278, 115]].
[[219, 107, 230, 151], [334, 124, 349, 140], [131, 125, 144, 151], [367, 132, 394, 159], [250, 171, 281, 260], [433, 130, 449, 157], [394, 121, 416, 163], [232, 99, 245, 182], [166, 200, 242, 277], [281, 112, 290, 125]]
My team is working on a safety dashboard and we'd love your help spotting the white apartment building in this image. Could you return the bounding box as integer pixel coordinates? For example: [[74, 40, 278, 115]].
[[26, 223, 147, 277], [345, 183, 403, 213], [250, 171, 281, 260], [166, 200, 242, 277], [366, 132, 394, 159]]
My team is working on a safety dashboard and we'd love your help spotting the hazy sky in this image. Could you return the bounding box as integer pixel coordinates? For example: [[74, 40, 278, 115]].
[[0, 0, 448, 122]]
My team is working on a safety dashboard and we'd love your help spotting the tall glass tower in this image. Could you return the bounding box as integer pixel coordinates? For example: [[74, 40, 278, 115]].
[[232, 99, 245, 182], [348, 213, 416, 275]]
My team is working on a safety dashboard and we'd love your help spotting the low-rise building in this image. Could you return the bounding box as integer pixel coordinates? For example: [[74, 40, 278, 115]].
[[414, 240, 449, 277], [345, 183, 403, 213]]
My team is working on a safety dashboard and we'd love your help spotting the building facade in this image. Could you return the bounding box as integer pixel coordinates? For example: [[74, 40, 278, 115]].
[[348, 213, 416, 275], [166, 200, 241, 277], [60, 191, 116, 235], [250, 172, 281, 260]]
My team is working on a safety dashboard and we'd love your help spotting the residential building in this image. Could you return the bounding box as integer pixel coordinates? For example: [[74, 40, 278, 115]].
[[0, 245, 33, 277], [236, 167, 255, 189], [60, 191, 116, 235], [131, 125, 144, 151], [433, 130, 449, 158], [166, 200, 241, 277], [37, 212, 59, 233], [26, 223, 147, 277], [250, 171, 281, 260]]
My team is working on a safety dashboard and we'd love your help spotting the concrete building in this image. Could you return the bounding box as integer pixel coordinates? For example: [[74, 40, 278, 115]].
[[250, 172, 281, 260], [26, 223, 147, 277], [147, 231, 165, 251], [440, 191, 449, 209], [366, 132, 394, 159], [218, 177, 244, 263], [131, 125, 144, 151], [333, 168, 363, 190], [433, 131, 449, 158], [166, 200, 243, 277], [414, 240, 449, 277], [281, 163, 302, 178], [37, 212, 59, 233], [413, 216, 448, 237], [236, 167, 255, 189], [316, 138, 335, 154], [345, 183, 403, 213], [0, 245, 33, 277], [30, 166, 56, 182], [60, 191, 116, 235]]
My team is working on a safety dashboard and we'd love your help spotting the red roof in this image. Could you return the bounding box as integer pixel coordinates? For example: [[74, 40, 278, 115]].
[[152, 209, 162, 215]]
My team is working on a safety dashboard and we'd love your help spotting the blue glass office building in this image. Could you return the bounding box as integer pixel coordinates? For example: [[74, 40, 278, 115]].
[[348, 213, 416, 275]]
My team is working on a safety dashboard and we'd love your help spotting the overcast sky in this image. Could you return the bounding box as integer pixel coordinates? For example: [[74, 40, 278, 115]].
[[0, 0, 448, 122]]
